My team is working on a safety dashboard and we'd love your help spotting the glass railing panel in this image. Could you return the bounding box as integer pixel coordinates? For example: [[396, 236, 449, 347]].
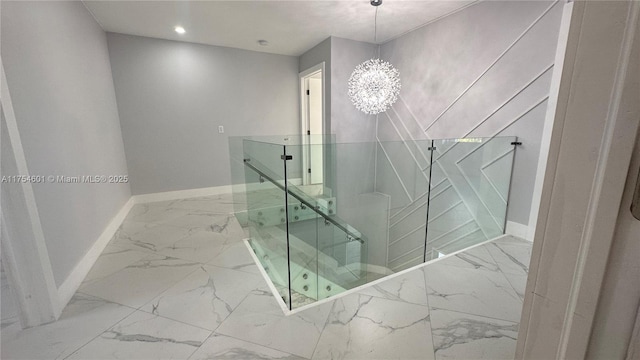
[[425, 136, 517, 259], [376, 139, 432, 272], [241, 139, 292, 309], [316, 217, 369, 299], [229, 136, 249, 225]]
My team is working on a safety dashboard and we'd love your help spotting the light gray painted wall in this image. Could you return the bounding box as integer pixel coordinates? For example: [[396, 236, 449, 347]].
[[330, 37, 378, 144], [328, 37, 390, 267], [1, 1, 131, 287], [377, 1, 563, 227], [299, 37, 332, 136], [107, 33, 300, 195]]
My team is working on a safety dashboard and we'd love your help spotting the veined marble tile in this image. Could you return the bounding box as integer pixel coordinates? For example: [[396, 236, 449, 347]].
[[215, 289, 332, 358], [424, 263, 523, 322], [356, 268, 428, 306], [208, 241, 261, 275], [1, 293, 134, 359], [156, 230, 237, 264], [165, 194, 241, 214], [163, 211, 235, 232], [430, 308, 518, 360], [80, 255, 200, 308], [110, 221, 192, 254], [312, 294, 434, 360], [189, 333, 304, 360], [126, 204, 194, 224], [82, 244, 150, 286], [436, 245, 500, 272], [486, 241, 532, 276], [142, 265, 263, 331], [66, 310, 210, 360], [502, 271, 528, 300]]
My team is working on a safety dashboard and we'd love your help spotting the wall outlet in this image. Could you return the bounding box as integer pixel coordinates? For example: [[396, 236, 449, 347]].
[[218, 125, 224, 134]]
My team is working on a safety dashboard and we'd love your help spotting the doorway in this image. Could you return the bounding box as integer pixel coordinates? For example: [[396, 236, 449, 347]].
[[299, 63, 325, 185]]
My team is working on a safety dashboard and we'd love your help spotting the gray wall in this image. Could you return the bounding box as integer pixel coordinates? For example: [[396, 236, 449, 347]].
[[107, 33, 300, 195], [377, 1, 563, 226], [299, 37, 332, 136], [1, 1, 131, 287]]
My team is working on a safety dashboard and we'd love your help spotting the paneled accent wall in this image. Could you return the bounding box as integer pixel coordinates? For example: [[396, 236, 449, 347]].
[[376, 1, 564, 271]]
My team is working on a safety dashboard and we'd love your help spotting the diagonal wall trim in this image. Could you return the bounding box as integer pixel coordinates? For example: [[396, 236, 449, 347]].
[[454, 161, 505, 230], [480, 148, 516, 204], [389, 182, 452, 228], [390, 255, 423, 271], [389, 177, 447, 221], [376, 140, 413, 202], [425, 200, 464, 223], [423, 2, 559, 132], [428, 218, 476, 243], [431, 227, 484, 250], [481, 147, 516, 170], [457, 64, 554, 138], [388, 223, 425, 246], [440, 95, 550, 162], [383, 111, 430, 182]]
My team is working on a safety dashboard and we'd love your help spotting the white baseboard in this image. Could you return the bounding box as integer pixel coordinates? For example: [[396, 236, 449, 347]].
[[132, 185, 234, 204], [57, 197, 135, 308], [506, 220, 532, 242]]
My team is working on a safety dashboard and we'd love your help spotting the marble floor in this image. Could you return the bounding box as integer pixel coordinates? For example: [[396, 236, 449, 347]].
[[1, 194, 532, 360]]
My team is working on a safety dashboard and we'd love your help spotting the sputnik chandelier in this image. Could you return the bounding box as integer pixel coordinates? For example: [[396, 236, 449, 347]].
[[348, 0, 401, 115]]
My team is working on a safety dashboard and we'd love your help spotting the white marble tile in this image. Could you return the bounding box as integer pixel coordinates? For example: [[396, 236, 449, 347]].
[[430, 308, 518, 360], [356, 268, 428, 306], [424, 263, 523, 322], [156, 231, 237, 264], [312, 294, 434, 360], [82, 244, 150, 286], [189, 333, 304, 360], [66, 310, 211, 360], [486, 241, 532, 276], [110, 221, 192, 254], [165, 194, 241, 214], [1, 293, 134, 359], [163, 211, 235, 233], [437, 245, 500, 272], [80, 255, 200, 308], [142, 265, 263, 331], [126, 204, 194, 224], [208, 241, 261, 275], [502, 271, 528, 300], [215, 289, 332, 358]]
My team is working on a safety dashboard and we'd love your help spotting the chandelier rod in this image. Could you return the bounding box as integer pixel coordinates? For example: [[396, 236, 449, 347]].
[[374, 6, 378, 44]]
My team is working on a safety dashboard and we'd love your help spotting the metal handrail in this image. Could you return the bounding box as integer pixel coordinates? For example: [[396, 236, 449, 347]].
[[243, 159, 365, 244]]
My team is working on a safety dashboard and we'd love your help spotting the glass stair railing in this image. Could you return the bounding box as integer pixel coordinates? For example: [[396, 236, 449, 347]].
[[229, 135, 519, 311]]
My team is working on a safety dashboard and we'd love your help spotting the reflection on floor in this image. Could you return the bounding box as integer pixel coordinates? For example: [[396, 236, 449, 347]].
[[1, 194, 532, 359]]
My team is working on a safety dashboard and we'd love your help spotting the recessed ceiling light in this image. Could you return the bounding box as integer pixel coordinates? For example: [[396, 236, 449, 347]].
[[257, 40, 269, 46], [174, 26, 186, 34]]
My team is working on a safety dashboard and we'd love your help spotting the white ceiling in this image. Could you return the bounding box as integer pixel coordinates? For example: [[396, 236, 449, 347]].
[[83, 1, 476, 56]]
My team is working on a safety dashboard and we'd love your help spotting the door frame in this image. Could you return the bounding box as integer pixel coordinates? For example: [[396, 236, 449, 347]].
[[517, 1, 640, 358], [299, 62, 325, 185], [1, 59, 62, 328]]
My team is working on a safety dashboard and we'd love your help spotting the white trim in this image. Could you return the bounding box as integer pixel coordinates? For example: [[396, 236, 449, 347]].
[[557, 1, 639, 357], [505, 221, 532, 242], [517, 1, 640, 358], [299, 62, 325, 185], [248, 233, 511, 317], [1, 59, 60, 325], [56, 197, 135, 307], [132, 185, 233, 204], [527, 1, 574, 244]]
